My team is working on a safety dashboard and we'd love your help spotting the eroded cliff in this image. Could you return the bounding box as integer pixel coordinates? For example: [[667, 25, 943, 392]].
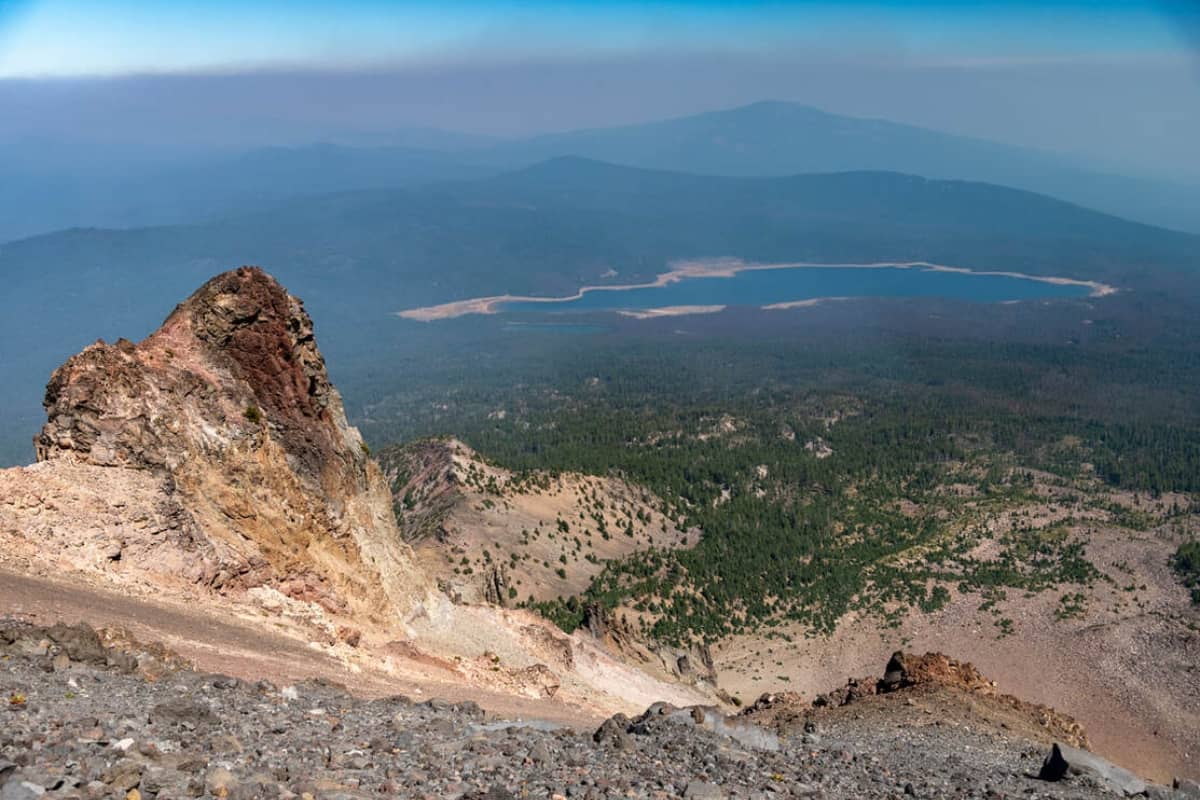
[[8, 266, 430, 623]]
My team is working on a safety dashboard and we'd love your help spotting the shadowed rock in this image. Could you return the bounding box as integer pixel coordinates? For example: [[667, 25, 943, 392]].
[[1039, 742, 1148, 796]]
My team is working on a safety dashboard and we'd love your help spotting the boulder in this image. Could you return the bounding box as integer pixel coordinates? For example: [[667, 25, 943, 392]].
[[150, 697, 218, 728], [0, 782, 46, 800], [593, 713, 634, 751], [45, 623, 106, 665], [683, 781, 727, 800], [1038, 743, 1147, 796], [1176, 778, 1200, 799]]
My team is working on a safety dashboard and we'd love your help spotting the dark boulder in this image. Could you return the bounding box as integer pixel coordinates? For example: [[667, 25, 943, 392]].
[[1038, 742, 1147, 796], [593, 713, 634, 751]]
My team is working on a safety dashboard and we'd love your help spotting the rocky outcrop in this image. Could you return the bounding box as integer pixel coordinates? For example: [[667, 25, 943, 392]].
[[378, 437, 461, 544], [582, 603, 722, 691], [742, 651, 1089, 752], [877, 650, 993, 694], [6, 267, 430, 623], [1039, 742, 1148, 796], [482, 564, 512, 607], [0, 619, 190, 678]]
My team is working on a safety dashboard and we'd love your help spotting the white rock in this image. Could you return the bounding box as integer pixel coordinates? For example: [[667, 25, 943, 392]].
[[1, 782, 47, 800]]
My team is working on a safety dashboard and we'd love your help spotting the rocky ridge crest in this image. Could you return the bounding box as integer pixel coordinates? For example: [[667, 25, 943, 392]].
[[741, 650, 1090, 751], [378, 436, 695, 606], [9, 266, 430, 622]]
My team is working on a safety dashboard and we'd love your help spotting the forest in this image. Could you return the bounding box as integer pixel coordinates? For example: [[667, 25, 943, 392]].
[[352, 292, 1200, 643], [1175, 541, 1200, 605]]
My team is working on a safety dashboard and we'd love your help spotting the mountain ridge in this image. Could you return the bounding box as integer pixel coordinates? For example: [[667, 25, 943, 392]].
[[478, 100, 1200, 234], [4, 100, 1200, 245]]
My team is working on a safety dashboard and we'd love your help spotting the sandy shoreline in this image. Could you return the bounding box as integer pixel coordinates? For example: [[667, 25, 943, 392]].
[[616, 304, 726, 319], [762, 295, 854, 311], [395, 259, 1117, 321]]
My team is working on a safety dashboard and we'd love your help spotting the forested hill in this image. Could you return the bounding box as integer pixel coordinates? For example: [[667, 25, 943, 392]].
[[1, 158, 1197, 466], [5, 158, 1192, 315], [461, 158, 1197, 283], [6, 102, 1198, 244], [0, 143, 495, 244]]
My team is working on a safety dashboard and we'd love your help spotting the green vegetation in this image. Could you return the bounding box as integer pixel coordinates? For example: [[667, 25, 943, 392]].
[[354, 320, 1200, 645], [243, 405, 262, 424], [1173, 541, 1200, 604]]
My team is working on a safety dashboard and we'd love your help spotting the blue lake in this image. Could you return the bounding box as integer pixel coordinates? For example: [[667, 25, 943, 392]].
[[501, 321, 611, 334], [500, 266, 1092, 314]]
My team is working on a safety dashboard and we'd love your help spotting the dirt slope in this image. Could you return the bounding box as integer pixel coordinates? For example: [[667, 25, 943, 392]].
[[713, 511, 1200, 783], [379, 437, 696, 604]]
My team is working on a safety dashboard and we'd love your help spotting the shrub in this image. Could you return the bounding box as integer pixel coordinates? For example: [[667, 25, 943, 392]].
[[1173, 541, 1200, 604]]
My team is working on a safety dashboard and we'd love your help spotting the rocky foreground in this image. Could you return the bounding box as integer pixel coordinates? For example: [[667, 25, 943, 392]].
[[3, 621, 1196, 800]]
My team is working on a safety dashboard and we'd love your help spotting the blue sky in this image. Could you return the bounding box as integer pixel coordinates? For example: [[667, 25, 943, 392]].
[[0, 1, 1195, 77], [0, 1, 1198, 179]]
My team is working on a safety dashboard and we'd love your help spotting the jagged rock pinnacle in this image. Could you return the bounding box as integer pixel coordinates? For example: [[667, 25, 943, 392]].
[[29, 266, 429, 620]]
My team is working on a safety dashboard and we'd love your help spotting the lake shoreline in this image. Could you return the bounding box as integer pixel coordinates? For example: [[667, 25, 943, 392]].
[[395, 259, 1117, 321]]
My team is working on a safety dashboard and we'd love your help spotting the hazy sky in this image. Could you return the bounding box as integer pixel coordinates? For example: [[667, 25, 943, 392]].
[[1, 1, 1199, 178]]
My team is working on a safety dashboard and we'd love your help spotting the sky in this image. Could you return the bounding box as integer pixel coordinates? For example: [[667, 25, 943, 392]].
[[0, 1, 1196, 77], [0, 1, 1199, 177]]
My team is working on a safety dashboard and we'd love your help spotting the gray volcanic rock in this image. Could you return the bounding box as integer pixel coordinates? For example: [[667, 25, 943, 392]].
[[1040, 743, 1148, 796], [0, 636, 1165, 800], [1176, 778, 1200, 798]]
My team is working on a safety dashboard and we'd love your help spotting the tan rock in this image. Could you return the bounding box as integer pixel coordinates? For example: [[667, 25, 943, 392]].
[[3, 267, 432, 623]]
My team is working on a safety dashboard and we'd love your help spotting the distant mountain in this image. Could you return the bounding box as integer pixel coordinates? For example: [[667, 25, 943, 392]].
[[0, 143, 494, 243], [5, 101, 1200, 244], [330, 126, 501, 152], [1, 158, 1196, 465], [480, 102, 1200, 234]]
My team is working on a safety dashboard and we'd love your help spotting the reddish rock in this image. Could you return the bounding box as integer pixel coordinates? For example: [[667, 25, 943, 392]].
[[24, 266, 430, 620]]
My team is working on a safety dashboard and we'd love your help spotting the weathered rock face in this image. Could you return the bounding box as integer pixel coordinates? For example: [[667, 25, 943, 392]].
[[877, 650, 992, 694], [21, 266, 428, 621], [582, 603, 721, 691], [38, 266, 355, 482]]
